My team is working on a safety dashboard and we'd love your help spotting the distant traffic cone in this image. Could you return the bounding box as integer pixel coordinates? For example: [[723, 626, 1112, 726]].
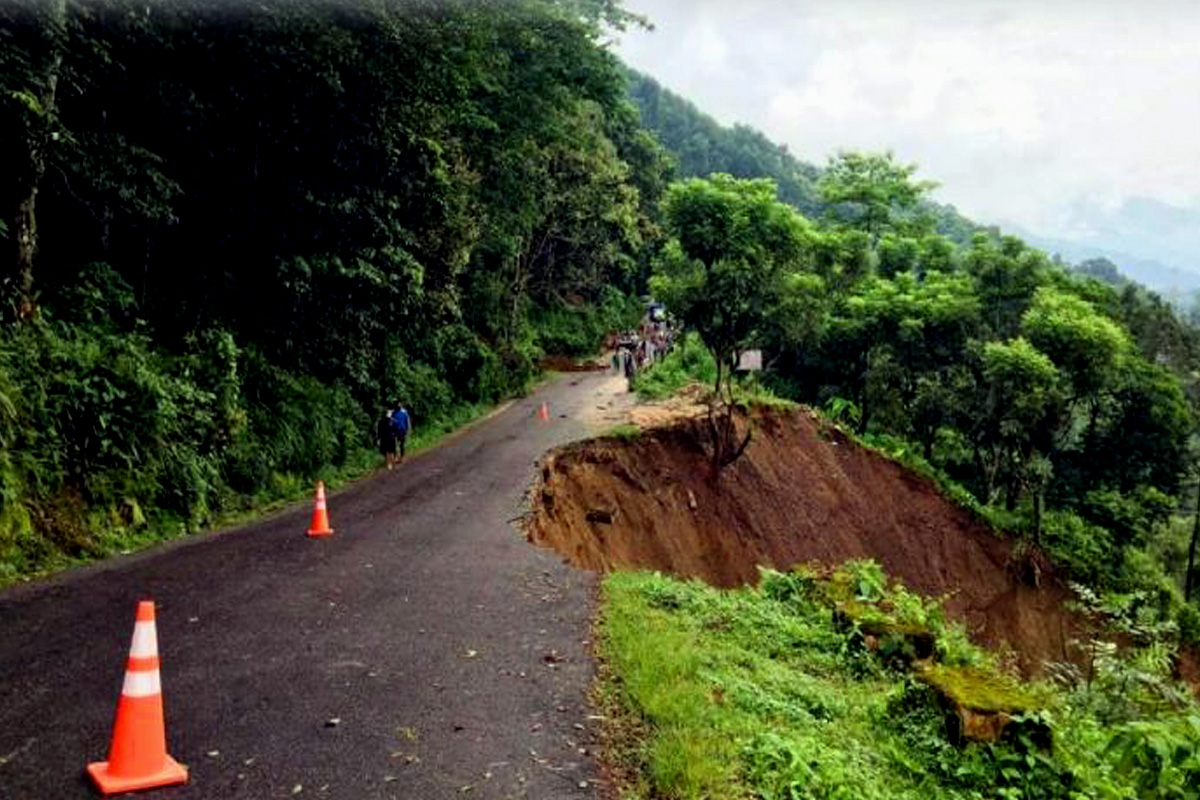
[[538, 402, 550, 421], [87, 601, 188, 795], [307, 480, 334, 538]]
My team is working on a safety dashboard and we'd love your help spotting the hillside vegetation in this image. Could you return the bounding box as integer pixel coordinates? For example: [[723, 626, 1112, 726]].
[[0, 0, 660, 579], [639, 166, 1200, 638], [591, 155, 1200, 795], [626, 70, 988, 246]]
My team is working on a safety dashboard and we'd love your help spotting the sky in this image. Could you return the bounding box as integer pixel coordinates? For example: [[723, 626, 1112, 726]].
[[613, 0, 1200, 276]]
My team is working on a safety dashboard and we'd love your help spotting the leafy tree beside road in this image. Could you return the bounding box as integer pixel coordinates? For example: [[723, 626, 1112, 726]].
[[652, 174, 816, 471], [818, 150, 939, 245]]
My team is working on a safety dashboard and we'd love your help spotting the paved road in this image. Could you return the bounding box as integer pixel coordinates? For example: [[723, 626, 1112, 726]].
[[0, 372, 615, 800]]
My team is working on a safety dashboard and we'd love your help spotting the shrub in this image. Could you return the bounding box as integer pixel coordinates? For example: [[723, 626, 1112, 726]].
[[1103, 715, 1200, 799], [1041, 509, 1115, 584], [1081, 486, 1174, 550], [531, 287, 642, 358], [531, 304, 606, 357], [434, 323, 508, 403]]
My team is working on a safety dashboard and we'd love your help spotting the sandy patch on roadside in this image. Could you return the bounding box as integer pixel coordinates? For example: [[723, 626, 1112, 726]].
[[577, 374, 708, 434]]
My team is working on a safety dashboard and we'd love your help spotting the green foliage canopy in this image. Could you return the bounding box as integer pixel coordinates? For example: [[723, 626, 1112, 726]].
[[653, 174, 815, 368]]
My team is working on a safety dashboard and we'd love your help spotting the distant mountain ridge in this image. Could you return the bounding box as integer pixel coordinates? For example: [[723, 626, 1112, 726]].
[[625, 68, 1200, 299], [1006, 225, 1200, 299], [625, 68, 822, 215], [624, 68, 984, 246]]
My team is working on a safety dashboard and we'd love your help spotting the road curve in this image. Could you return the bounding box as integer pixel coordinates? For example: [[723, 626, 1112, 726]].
[[0, 372, 615, 799]]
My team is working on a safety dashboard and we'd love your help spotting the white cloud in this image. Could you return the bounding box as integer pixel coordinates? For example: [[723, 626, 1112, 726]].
[[615, 0, 1200, 268], [685, 18, 729, 69]]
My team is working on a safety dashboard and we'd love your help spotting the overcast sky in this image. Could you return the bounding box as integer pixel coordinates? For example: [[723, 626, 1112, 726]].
[[613, 0, 1200, 273]]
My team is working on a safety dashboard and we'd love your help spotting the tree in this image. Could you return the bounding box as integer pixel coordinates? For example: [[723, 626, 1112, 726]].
[[1020, 287, 1131, 408], [965, 233, 1048, 339], [1075, 257, 1124, 286], [823, 270, 979, 435], [652, 174, 814, 471], [817, 151, 938, 244], [978, 337, 1064, 537]]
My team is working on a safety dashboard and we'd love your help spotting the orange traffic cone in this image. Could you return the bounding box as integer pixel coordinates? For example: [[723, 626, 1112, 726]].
[[538, 402, 550, 421], [87, 601, 188, 795], [307, 480, 334, 538]]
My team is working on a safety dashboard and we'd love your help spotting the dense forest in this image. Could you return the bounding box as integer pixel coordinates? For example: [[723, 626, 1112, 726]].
[[634, 165, 1200, 796], [646, 161, 1200, 640], [0, 0, 666, 577]]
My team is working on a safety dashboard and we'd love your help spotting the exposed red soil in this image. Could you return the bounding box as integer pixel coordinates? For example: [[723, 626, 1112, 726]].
[[529, 408, 1085, 676]]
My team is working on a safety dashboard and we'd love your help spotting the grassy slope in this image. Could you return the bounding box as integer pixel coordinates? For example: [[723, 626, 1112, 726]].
[[597, 569, 1200, 800]]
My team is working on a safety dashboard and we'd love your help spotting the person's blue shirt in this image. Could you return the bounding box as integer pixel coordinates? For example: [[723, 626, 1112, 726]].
[[391, 407, 410, 436]]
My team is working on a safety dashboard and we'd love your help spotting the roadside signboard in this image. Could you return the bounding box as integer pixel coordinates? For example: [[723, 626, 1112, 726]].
[[737, 350, 763, 372]]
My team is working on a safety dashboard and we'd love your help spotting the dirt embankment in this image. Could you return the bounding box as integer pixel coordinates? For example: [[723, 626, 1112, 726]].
[[528, 408, 1082, 675]]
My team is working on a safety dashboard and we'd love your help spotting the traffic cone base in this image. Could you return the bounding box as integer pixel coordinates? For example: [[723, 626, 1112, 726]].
[[307, 480, 334, 537], [87, 754, 188, 796], [87, 601, 188, 795]]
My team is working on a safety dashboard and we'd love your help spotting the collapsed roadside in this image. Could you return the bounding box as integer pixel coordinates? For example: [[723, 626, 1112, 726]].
[[525, 375, 1200, 798]]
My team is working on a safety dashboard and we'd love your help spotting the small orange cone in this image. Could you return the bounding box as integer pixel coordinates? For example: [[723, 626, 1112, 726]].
[[538, 402, 550, 421], [87, 601, 188, 795], [307, 480, 334, 538]]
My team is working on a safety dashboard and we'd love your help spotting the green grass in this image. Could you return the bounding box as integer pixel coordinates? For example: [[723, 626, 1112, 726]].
[[603, 423, 643, 441], [632, 333, 716, 400], [599, 571, 958, 800], [597, 566, 1200, 800]]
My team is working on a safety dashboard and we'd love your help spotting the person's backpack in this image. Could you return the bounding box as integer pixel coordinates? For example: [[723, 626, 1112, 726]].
[[377, 413, 394, 441]]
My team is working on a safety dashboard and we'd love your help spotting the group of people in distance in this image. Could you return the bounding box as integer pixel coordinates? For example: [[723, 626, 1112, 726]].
[[612, 320, 674, 387], [376, 402, 412, 470]]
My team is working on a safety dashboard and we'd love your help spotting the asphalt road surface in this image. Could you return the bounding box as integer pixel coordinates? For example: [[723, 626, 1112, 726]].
[[0, 372, 616, 800]]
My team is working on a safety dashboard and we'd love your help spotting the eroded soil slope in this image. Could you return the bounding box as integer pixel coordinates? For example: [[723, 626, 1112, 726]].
[[529, 408, 1079, 674]]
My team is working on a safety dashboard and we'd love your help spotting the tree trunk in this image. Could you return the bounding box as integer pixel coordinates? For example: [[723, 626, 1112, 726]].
[[1004, 479, 1018, 511], [12, 197, 38, 319], [705, 349, 753, 476], [9, 0, 66, 320], [973, 445, 996, 505], [856, 384, 870, 434], [708, 355, 725, 475], [1032, 490, 1044, 545], [1186, 481, 1200, 602]]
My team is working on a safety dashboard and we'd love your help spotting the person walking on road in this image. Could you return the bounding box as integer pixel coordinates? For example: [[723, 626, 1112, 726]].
[[391, 402, 412, 462], [377, 405, 399, 470]]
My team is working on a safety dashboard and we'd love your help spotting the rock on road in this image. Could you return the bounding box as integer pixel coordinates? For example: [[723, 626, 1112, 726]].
[[0, 372, 622, 799]]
